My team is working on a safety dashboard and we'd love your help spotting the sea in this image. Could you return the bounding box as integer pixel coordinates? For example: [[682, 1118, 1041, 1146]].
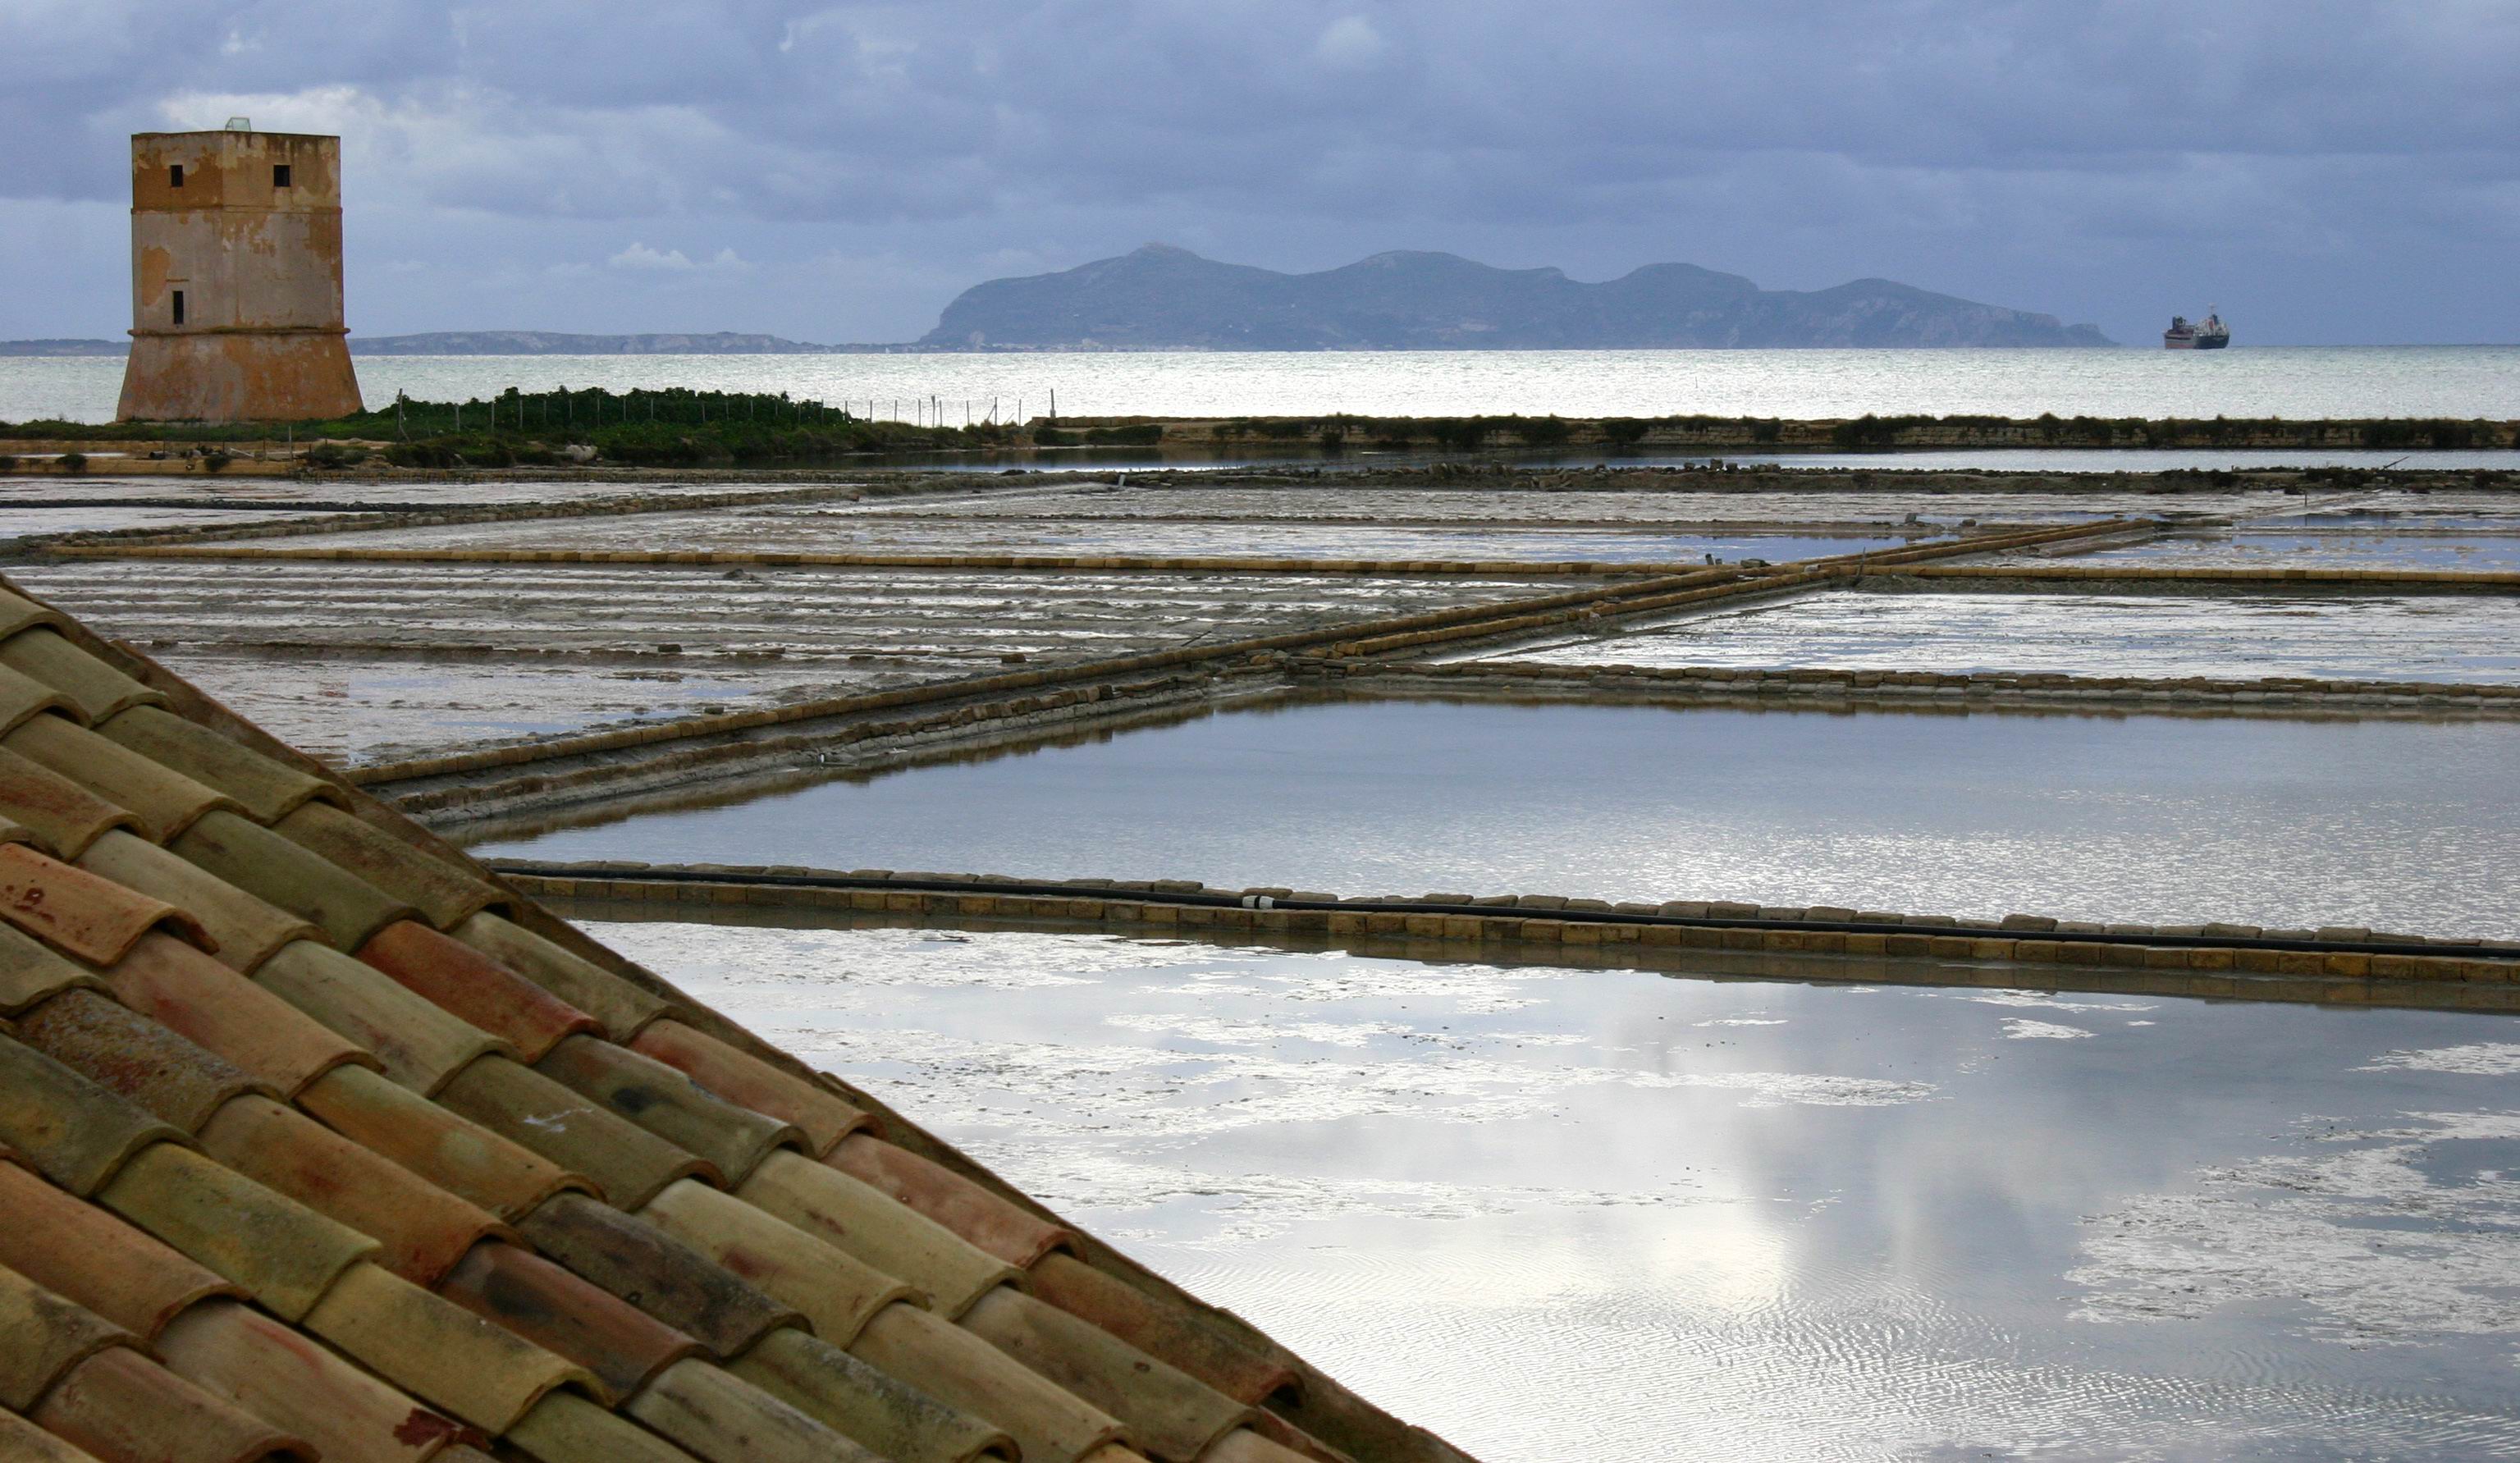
[[6, 345, 2518, 427]]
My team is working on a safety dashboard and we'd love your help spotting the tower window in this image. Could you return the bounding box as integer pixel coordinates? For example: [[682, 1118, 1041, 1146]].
[[272, 163, 292, 188], [169, 164, 185, 188], [172, 290, 185, 326]]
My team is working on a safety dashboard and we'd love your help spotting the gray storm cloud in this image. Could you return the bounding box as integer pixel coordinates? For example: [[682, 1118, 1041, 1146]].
[[1, 0, 2513, 343]]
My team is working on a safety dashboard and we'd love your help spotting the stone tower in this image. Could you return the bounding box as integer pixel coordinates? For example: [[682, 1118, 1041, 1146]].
[[116, 123, 364, 422]]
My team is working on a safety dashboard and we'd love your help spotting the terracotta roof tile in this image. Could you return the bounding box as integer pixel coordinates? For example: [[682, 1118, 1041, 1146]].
[[197, 1095, 510, 1287], [504, 1390, 704, 1463], [0, 587, 65, 641], [253, 940, 510, 1096], [829, 1133, 1076, 1269], [0, 1032, 189, 1196], [94, 1141, 379, 1323], [75, 831, 321, 974], [1028, 1253, 1297, 1407], [357, 921, 599, 1062], [0, 923, 102, 1017], [156, 1298, 473, 1463], [0, 846, 213, 966], [0, 662, 80, 737], [739, 1151, 1020, 1320], [631, 1020, 872, 1156], [94, 706, 346, 825], [0, 629, 166, 722], [637, 1177, 917, 1346], [436, 1054, 715, 1209], [300, 1260, 604, 1432], [0, 1407, 105, 1463], [621, 1356, 886, 1463], [0, 1160, 241, 1340], [29, 1344, 315, 1463], [172, 812, 417, 953], [438, 1239, 703, 1399], [101, 933, 376, 1098], [274, 804, 507, 930], [450, 913, 670, 1040], [733, 1324, 1018, 1463], [1201, 1429, 1324, 1463], [0, 579, 1447, 1463], [849, 1301, 1129, 1463], [536, 1035, 803, 1184], [515, 1193, 803, 1359], [4, 714, 245, 842], [0, 748, 139, 861], [13, 989, 272, 1134], [293, 1063, 589, 1220], [0, 1264, 135, 1411], [959, 1286, 1256, 1463]]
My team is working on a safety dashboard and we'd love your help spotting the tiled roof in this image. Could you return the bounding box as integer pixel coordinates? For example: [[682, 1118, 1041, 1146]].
[[0, 578, 1420, 1463]]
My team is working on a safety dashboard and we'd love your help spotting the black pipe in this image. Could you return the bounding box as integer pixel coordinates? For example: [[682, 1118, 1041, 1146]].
[[483, 861, 2520, 962]]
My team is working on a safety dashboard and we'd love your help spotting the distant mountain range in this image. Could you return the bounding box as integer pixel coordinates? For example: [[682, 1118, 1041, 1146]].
[[3, 248, 2113, 354], [921, 245, 2115, 350]]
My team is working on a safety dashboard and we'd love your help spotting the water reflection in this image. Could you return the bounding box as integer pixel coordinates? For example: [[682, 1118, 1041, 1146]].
[[588, 918, 2520, 1461], [475, 698, 2520, 939], [1481, 588, 2520, 683]]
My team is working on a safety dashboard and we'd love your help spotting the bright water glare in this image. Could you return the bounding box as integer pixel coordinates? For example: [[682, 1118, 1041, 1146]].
[[597, 918, 2520, 1462], [478, 699, 2520, 939], [7, 345, 2520, 423]]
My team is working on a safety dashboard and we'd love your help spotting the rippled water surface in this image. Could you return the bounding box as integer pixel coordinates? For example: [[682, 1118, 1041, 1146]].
[[587, 918, 2520, 1461], [480, 700, 2520, 938], [263, 505, 1911, 566], [10, 345, 2520, 423], [1487, 589, 2520, 683], [2048, 530, 2520, 573]]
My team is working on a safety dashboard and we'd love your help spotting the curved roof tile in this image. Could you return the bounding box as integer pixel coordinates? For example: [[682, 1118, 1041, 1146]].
[[0, 1159, 241, 1341], [0, 846, 213, 965], [357, 920, 597, 1062], [28, 1343, 315, 1463]]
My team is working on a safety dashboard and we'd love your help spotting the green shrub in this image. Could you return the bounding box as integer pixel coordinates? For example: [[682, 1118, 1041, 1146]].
[[199, 450, 233, 473], [1517, 416, 1570, 446], [1599, 418, 1651, 446], [303, 442, 368, 469], [57, 451, 85, 474]]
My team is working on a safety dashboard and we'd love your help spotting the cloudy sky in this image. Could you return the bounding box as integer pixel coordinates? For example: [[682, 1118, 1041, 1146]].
[[4, 0, 2515, 345]]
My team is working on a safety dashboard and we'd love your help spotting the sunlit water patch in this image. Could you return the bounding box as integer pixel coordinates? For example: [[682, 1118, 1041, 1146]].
[[1478, 588, 2520, 683], [14, 345, 2520, 423], [244, 505, 1912, 565], [591, 920, 2520, 1461], [2027, 529, 2520, 574], [480, 699, 2520, 938]]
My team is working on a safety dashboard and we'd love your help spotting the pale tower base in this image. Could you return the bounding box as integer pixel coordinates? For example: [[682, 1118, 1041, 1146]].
[[116, 124, 364, 423]]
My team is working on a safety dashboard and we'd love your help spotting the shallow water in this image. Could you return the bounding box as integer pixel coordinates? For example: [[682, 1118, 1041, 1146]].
[[589, 918, 2520, 1461], [10, 345, 2520, 424], [16, 558, 1563, 762], [277, 505, 1909, 565], [478, 699, 2520, 938], [2040, 530, 2520, 573], [1484, 588, 2520, 683]]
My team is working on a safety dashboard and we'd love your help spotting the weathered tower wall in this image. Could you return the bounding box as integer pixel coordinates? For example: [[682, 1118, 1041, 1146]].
[[117, 130, 364, 422]]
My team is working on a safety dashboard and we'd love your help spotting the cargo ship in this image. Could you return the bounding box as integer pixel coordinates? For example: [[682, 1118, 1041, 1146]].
[[2164, 309, 2229, 350]]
